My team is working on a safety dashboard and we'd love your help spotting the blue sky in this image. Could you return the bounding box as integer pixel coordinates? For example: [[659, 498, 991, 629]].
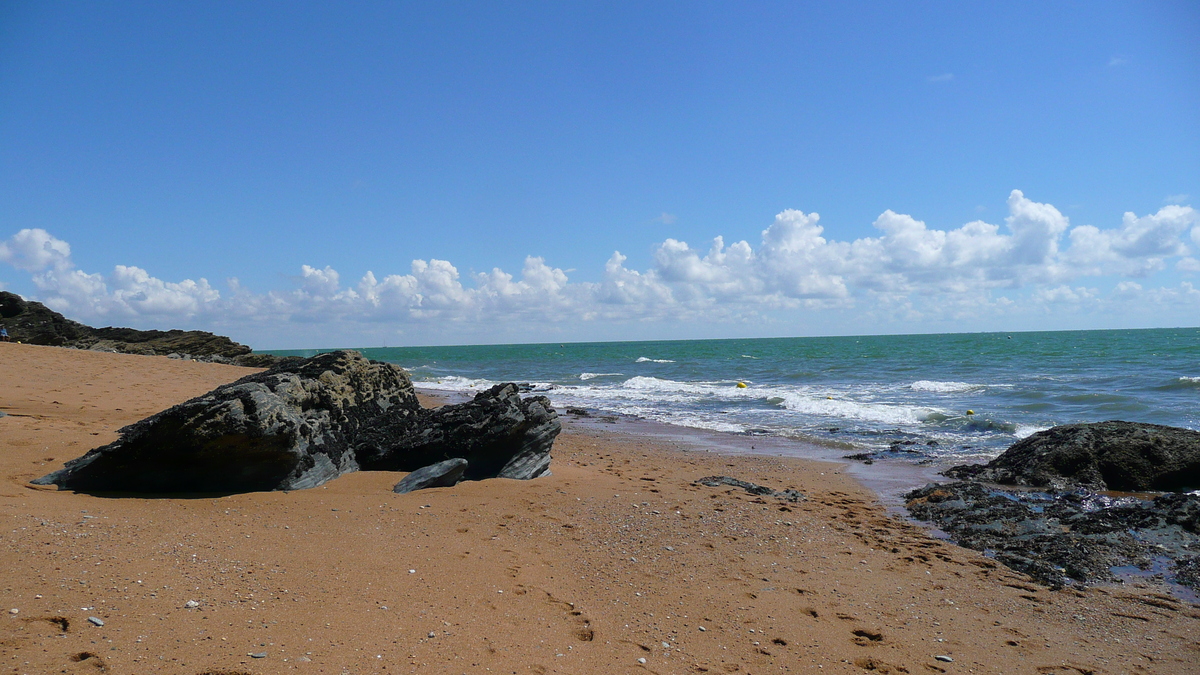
[[1, 1, 1198, 348]]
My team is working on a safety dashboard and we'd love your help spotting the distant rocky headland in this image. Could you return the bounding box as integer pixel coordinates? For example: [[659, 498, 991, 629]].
[[0, 291, 281, 367]]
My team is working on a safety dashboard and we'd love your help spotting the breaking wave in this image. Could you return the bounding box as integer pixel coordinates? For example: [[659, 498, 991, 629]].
[[910, 380, 984, 393]]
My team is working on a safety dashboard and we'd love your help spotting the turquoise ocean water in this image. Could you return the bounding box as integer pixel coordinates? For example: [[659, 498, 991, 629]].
[[272, 328, 1200, 467]]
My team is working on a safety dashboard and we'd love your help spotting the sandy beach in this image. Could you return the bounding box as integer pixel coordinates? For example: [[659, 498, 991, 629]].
[[1, 343, 1197, 674]]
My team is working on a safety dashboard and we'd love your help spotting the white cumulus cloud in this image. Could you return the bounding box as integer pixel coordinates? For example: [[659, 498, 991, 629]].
[[1065, 205, 1198, 277], [3, 191, 1198, 344], [0, 229, 72, 272]]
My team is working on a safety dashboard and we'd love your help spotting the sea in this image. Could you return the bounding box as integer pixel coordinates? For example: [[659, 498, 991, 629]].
[[272, 327, 1200, 495]]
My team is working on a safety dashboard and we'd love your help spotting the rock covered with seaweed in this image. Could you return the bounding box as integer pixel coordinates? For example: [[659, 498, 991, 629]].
[[908, 420, 1200, 592], [906, 481, 1200, 590]]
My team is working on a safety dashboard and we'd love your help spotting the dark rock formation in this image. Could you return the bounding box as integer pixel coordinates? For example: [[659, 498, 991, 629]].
[[393, 458, 469, 494], [229, 353, 299, 368], [32, 352, 561, 493], [0, 291, 91, 346], [32, 351, 418, 492], [944, 421, 1200, 492], [79, 326, 251, 358], [0, 291, 282, 365], [355, 383, 559, 481], [695, 476, 806, 502], [906, 481, 1200, 590]]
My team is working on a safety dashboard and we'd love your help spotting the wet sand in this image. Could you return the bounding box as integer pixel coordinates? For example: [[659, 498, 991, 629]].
[[1, 342, 1196, 674]]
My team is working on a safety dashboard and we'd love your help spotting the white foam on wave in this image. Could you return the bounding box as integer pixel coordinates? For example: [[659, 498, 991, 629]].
[[1179, 376, 1200, 383], [579, 372, 623, 381], [421, 373, 973, 441], [414, 375, 497, 391], [772, 391, 938, 425], [1013, 424, 1048, 439], [415, 376, 554, 393], [910, 380, 983, 393], [635, 357, 675, 363], [622, 375, 728, 394], [553, 376, 763, 411], [613, 406, 748, 434], [577, 376, 946, 427]]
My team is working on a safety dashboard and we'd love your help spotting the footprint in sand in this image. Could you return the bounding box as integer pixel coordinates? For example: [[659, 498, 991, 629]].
[[854, 656, 910, 673], [524, 588, 595, 642], [69, 652, 107, 671], [851, 628, 884, 646]]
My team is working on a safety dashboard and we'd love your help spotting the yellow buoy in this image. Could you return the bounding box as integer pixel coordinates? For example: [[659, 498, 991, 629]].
[[736, 382, 747, 388], [966, 410, 975, 415]]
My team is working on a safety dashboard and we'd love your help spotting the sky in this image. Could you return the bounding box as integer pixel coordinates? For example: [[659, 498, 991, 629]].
[[1, 1, 1198, 349]]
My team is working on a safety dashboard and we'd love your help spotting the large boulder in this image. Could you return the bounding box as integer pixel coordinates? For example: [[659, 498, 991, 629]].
[[32, 351, 417, 492], [355, 383, 560, 480], [944, 421, 1200, 492], [32, 352, 562, 493]]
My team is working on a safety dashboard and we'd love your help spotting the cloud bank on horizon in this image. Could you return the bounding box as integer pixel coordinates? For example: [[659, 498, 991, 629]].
[[2, 190, 1197, 348]]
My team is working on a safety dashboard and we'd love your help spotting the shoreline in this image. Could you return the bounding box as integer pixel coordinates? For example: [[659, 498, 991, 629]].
[[415, 385, 951, 510], [2, 343, 1197, 674]]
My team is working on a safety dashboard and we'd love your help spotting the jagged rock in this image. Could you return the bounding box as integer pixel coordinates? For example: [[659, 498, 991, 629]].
[[944, 421, 1200, 491], [32, 351, 417, 492], [393, 458, 469, 494], [32, 352, 561, 493], [355, 383, 559, 480]]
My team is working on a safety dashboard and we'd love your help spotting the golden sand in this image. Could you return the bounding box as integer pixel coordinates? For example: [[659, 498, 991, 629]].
[[1, 342, 1196, 674]]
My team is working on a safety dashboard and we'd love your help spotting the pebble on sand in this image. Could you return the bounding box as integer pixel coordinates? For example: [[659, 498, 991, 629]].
[[87, 617, 104, 627]]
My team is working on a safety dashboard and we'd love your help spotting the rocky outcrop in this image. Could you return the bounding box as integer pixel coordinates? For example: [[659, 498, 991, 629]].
[[0, 291, 91, 346], [355, 383, 559, 480], [392, 458, 469, 494], [0, 291, 281, 365], [906, 481, 1200, 590], [32, 351, 417, 492], [80, 326, 252, 358], [944, 421, 1200, 492], [32, 352, 561, 493]]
